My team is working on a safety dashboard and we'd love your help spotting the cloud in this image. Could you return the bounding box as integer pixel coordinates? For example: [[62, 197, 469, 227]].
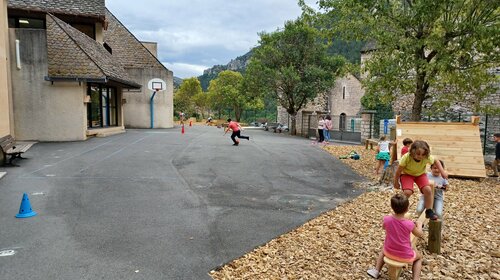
[[106, 0, 318, 77], [163, 62, 208, 79]]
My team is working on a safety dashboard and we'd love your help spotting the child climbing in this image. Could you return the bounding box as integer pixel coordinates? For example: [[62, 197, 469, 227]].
[[416, 160, 449, 220], [375, 136, 393, 176], [394, 140, 448, 220]]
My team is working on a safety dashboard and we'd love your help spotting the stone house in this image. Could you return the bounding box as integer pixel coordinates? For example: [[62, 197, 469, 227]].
[[0, 0, 173, 141], [277, 51, 369, 138]]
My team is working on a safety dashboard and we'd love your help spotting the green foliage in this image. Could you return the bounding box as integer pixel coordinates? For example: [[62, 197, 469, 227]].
[[191, 92, 209, 118], [173, 77, 202, 115], [208, 70, 252, 121], [317, 0, 500, 120], [245, 17, 345, 134]]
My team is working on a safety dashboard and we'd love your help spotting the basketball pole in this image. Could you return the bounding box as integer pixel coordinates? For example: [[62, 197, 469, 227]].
[[150, 90, 157, 128]]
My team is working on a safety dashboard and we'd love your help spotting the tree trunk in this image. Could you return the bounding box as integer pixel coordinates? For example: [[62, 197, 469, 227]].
[[290, 114, 297, 135], [235, 110, 241, 122], [412, 69, 427, 121]]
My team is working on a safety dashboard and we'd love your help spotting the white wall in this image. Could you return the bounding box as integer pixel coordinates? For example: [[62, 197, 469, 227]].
[[123, 67, 174, 128], [9, 29, 87, 141]]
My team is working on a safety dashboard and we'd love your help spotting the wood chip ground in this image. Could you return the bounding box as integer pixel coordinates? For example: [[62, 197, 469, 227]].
[[210, 145, 499, 280]]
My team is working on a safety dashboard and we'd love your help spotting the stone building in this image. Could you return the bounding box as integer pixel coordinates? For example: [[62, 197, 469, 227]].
[[0, 0, 173, 141], [277, 42, 499, 143]]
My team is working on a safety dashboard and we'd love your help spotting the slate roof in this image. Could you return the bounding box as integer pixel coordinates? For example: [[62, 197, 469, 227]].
[[8, 0, 106, 20], [46, 13, 140, 88], [104, 9, 169, 71]]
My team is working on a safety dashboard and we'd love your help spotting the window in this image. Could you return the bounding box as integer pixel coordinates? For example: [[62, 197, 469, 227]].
[[8, 17, 45, 29], [88, 85, 102, 128], [103, 43, 112, 54], [71, 23, 95, 39], [8, 18, 15, 28], [342, 86, 346, 99], [87, 84, 118, 128]]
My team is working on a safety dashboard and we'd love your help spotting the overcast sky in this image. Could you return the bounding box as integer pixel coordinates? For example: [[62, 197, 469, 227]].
[[106, 0, 317, 79]]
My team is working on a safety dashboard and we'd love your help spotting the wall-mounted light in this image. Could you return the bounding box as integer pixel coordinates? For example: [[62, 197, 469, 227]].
[[19, 19, 30, 24]]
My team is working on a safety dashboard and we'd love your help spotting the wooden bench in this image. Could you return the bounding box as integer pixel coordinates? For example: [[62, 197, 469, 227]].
[[0, 135, 35, 166]]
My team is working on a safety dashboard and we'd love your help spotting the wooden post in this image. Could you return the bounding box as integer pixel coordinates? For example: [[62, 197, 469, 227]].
[[428, 220, 442, 254], [471, 116, 480, 125]]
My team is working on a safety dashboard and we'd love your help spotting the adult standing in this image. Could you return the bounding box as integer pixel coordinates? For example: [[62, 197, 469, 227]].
[[317, 116, 325, 143], [324, 115, 332, 143], [224, 118, 250, 146]]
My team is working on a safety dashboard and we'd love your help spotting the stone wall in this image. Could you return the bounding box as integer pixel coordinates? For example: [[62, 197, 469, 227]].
[[277, 92, 329, 136], [360, 111, 376, 142], [329, 74, 364, 116]]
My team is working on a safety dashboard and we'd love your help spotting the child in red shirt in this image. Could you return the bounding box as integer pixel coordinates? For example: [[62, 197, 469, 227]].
[[401, 138, 413, 156], [224, 118, 250, 146]]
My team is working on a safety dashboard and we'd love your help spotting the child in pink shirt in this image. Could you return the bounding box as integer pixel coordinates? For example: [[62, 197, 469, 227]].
[[367, 193, 424, 279]]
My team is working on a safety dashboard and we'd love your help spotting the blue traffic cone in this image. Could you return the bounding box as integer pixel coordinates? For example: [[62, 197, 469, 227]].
[[15, 193, 37, 218]]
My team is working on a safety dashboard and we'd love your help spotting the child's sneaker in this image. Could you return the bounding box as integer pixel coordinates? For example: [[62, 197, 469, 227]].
[[425, 209, 438, 220], [367, 268, 379, 279]]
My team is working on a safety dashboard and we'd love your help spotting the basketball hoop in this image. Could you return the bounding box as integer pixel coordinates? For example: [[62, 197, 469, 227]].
[[148, 78, 167, 92]]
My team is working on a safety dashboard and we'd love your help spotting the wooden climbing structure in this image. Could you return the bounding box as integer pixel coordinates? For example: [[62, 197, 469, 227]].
[[393, 116, 486, 178]]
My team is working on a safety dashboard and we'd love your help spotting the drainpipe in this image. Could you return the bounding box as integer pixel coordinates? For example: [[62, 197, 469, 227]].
[[150, 91, 157, 128]]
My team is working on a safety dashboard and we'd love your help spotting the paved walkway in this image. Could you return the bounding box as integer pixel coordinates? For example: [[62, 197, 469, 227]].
[[0, 126, 364, 279]]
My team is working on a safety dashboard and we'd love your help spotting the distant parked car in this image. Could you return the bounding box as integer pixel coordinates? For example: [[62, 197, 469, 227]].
[[277, 124, 289, 133]]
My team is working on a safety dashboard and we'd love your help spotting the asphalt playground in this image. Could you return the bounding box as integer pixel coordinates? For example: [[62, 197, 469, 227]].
[[0, 125, 365, 279]]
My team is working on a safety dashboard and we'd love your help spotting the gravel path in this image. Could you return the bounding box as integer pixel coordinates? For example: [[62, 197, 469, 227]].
[[211, 145, 499, 280]]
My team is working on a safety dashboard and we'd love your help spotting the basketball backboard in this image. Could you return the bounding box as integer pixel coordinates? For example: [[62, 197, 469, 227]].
[[147, 78, 167, 91]]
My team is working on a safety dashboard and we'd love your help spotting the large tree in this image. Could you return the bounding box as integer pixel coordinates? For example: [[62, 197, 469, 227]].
[[173, 77, 202, 116], [315, 0, 500, 120], [207, 70, 249, 121], [245, 18, 345, 135]]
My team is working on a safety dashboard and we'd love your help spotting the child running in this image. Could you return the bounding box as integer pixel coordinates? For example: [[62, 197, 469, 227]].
[[416, 160, 449, 220], [224, 118, 249, 146], [367, 193, 424, 279], [394, 140, 447, 220]]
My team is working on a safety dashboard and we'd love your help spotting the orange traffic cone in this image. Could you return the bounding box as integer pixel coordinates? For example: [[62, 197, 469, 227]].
[[181, 124, 185, 134], [189, 120, 192, 127]]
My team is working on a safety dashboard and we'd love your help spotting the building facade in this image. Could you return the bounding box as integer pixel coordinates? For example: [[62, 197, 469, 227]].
[[1, 0, 173, 141]]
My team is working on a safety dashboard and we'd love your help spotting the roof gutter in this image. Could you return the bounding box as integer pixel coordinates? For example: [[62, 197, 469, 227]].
[[45, 76, 141, 89]]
